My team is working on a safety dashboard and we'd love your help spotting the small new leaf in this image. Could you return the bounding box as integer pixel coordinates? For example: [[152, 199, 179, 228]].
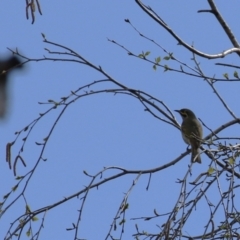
[[207, 167, 215, 175], [155, 56, 161, 63], [3, 192, 11, 199], [223, 73, 229, 79], [26, 205, 31, 214], [220, 224, 227, 229], [12, 184, 18, 192], [234, 151, 240, 158], [164, 65, 169, 72], [153, 65, 157, 71], [228, 157, 235, 165], [32, 216, 39, 221], [234, 71, 239, 79], [119, 219, 126, 225], [144, 51, 150, 57], [26, 228, 31, 237]]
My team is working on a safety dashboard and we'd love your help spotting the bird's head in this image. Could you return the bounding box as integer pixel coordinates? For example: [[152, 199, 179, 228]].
[[175, 108, 196, 119]]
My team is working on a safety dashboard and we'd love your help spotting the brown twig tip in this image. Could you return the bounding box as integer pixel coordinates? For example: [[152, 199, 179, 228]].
[[13, 155, 27, 176], [197, 10, 214, 14]]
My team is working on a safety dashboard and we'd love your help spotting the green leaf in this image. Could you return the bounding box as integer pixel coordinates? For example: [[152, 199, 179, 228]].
[[223, 73, 229, 79], [138, 54, 144, 58], [145, 51, 150, 56], [164, 65, 169, 72], [220, 224, 227, 229], [26, 227, 31, 237], [234, 151, 240, 158], [164, 56, 170, 60], [26, 205, 31, 214], [155, 56, 161, 64], [234, 71, 239, 79], [207, 167, 215, 175], [32, 216, 39, 221], [228, 157, 235, 165], [153, 65, 157, 71]]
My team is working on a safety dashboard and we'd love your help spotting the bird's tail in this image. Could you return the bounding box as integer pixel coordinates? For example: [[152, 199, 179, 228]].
[[191, 148, 201, 164]]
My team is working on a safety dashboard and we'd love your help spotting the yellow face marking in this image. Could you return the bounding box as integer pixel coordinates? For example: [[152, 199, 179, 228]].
[[180, 110, 188, 118]]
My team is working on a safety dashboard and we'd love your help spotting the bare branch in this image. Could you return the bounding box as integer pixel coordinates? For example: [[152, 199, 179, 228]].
[[135, 0, 240, 59], [207, 0, 240, 49]]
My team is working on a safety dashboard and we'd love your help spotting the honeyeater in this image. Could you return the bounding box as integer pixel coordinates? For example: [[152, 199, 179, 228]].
[[175, 108, 203, 163]]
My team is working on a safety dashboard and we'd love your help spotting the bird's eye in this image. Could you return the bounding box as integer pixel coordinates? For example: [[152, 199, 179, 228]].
[[181, 110, 187, 117]]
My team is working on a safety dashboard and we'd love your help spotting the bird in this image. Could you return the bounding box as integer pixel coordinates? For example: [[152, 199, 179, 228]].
[[175, 108, 203, 163], [0, 56, 24, 118]]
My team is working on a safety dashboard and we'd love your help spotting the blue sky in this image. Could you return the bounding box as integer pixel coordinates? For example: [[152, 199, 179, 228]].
[[1, 1, 240, 239]]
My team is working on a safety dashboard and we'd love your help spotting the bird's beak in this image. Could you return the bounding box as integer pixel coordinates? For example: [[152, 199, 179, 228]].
[[174, 110, 180, 113]]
